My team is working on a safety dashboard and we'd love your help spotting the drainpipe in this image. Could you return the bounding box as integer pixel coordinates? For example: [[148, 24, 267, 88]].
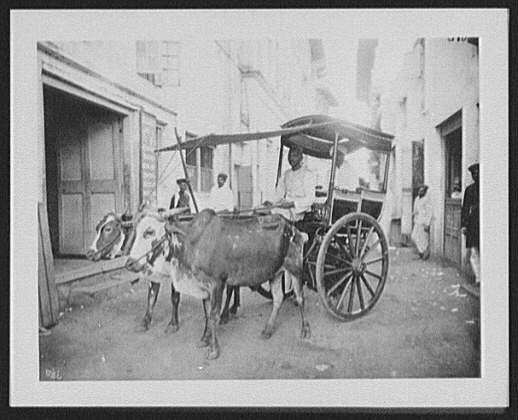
[[228, 143, 232, 190], [325, 132, 340, 225], [138, 108, 143, 204]]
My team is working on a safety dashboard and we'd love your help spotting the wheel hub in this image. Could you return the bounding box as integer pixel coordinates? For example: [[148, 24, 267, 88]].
[[351, 258, 365, 274]]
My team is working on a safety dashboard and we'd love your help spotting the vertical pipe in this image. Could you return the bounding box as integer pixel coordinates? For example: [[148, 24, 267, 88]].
[[325, 132, 340, 225], [275, 142, 284, 188], [174, 127, 199, 213], [138, 108, 143, 204], [228, 143, 232, 190]]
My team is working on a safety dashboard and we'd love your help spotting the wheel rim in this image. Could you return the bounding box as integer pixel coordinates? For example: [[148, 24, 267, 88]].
[[316, 213, 389, 321]]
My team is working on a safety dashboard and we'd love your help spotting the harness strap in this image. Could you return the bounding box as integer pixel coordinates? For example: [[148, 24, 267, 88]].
[[90, 229, 123, 259], [130, 234, 169, 266]]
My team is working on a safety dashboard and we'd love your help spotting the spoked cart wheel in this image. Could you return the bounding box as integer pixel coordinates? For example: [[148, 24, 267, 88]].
[[316, 212, 389, 321]]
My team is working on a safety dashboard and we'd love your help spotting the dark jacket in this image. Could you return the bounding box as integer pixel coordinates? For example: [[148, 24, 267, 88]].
[[169, 191, 191, 213], [461, 182, 479, 247]]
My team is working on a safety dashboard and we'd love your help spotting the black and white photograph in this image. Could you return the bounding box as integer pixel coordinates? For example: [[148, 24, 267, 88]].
[[10, 9, 509, 408]]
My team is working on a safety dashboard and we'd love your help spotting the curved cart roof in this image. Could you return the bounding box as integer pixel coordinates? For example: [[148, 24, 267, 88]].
[[280, 115, 394, 159], [156, 114, 393, 158]]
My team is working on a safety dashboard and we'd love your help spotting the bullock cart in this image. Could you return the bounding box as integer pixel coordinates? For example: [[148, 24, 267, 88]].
[[158, 114, 394, 322]]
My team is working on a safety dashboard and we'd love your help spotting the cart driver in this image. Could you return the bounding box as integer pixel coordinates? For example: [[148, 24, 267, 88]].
[[263, 145, 315, 296], [264, 145, 316, 222]]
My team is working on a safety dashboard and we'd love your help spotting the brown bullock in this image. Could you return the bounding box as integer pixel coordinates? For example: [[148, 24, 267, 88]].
[[126, 208, 310, 359]]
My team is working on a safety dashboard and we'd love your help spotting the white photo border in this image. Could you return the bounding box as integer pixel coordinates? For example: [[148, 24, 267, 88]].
[[10, 8, 509, 407]]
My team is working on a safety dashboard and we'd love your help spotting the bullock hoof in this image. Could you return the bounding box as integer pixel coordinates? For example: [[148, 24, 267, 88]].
[[165, 323, 179, 334], [220, 313, 230, 325], [135, 318, 151, 332], [261, 328, 273, 339], [300, 322, 311, 339], [197, 336, 210, 348], [207, 347, 220, 360]]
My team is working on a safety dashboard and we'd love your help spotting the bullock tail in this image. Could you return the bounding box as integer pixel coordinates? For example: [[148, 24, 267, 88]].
[[282, 224, 308, 280]]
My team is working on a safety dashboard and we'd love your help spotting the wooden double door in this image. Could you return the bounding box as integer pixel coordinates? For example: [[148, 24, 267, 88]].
[[45, 89, 123, 255], [444, 198, 462, 267], [234, 165, 253, 209]]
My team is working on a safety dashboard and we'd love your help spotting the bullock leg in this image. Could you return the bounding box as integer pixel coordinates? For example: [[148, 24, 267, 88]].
[[230, 286, 240, 315], [206, 281, 224, 360], [289, 271, 311, 339], [164, 283, 180, 334], [136, 281, 160, 332], [219, 285, 233, 325], [197, 298, 211, 348], [261, 273, 284, 339]]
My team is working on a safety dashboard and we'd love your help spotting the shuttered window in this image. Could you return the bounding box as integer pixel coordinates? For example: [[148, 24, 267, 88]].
[[200, 147, 213, 192], [185, 147, 198, 191], [136, 41, 180, 87]]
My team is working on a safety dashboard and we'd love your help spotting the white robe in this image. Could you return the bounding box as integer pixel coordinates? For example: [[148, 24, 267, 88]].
[[411, 194, 433, 254], [208, 184, 234, 212]]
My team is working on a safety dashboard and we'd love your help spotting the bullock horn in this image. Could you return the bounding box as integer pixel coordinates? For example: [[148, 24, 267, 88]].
[[143, 211, 165, 221], [162, 207, 190, 217], [138, 201, 150, 212]]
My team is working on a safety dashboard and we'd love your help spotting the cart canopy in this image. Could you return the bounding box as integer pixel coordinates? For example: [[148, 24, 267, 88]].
[[280, 115, 393, 158], [156, 114, 393, 158]]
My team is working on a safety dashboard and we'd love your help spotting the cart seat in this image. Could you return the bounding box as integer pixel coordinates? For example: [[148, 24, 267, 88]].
[[330, 189, 385, 223]]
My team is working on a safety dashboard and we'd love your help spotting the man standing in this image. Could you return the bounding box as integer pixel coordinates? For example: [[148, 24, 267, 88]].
[[265, 145, 314, 299], [169, 178, 192, 214], [268, 145, 315, 222], [208, 172, 234, 212], [411, 184, 433, 260], [461, 163, 480, 285], [451, 177, 463, 199]]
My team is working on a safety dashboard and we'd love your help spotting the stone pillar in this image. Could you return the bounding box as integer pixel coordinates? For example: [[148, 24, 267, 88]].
[[400, 142, 413, 245], [37, 60, 46, 204], [424, 125, 445, 256]]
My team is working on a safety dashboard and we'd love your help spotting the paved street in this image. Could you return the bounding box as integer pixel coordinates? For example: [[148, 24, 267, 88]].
[[40, 247, 480, 380]]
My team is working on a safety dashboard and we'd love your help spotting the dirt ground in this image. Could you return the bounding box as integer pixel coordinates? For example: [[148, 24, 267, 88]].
[[40, 247, 480, 380]]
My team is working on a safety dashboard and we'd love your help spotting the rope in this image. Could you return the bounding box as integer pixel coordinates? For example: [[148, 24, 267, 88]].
[[127, 234, 168, 266], [89, 229, 123, 260]]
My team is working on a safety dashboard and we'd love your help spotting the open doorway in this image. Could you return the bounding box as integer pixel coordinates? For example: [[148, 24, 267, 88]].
[[443, 120, 462, 267], [234, 164, 253, 209], [43, 86, 124, 258]]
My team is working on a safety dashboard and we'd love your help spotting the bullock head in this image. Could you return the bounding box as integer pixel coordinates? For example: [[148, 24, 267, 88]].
[[86, 211, 133, 261], [125, 207, 188, 273]]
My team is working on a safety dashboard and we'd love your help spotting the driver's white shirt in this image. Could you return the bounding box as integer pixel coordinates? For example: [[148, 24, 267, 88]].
[[274, 163, 316, 221]]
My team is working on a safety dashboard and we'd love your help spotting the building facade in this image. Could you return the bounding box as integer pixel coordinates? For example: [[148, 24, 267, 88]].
[[37, 41, 178, 256], [37, 39, 333, 258], [373, 38, 479, 273], [154, 39, 335, 212]]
